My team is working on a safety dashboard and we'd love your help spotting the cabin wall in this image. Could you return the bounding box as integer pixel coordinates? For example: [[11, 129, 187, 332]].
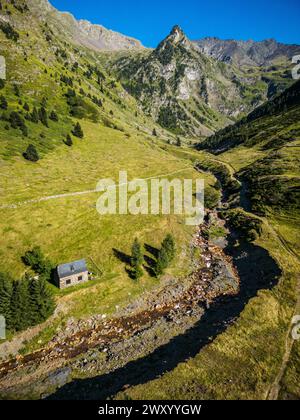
[[58, 271, 89, 289]]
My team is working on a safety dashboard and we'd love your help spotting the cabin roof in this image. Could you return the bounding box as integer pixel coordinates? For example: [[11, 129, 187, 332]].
[[57, 259, 87, 279]]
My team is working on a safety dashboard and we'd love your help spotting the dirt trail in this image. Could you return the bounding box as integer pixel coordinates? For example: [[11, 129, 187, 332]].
[[0, 167, 192, 209]]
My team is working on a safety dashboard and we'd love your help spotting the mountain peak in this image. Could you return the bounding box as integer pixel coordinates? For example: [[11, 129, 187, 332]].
[[170, 25, 184, 36], [156, 25, 189, 52]]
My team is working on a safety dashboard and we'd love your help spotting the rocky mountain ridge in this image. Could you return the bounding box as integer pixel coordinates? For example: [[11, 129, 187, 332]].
[[111, 25, 297, 136], [194, 37, 300, 66], [27, 0, 143, 51]]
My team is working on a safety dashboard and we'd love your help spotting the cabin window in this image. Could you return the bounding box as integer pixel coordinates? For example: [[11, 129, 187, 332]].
[[66, 279, 71, 285], [78, 276, 83, 281]]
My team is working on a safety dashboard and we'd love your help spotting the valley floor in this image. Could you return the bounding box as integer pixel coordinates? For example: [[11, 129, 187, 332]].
[[0, 124, 299, 400]]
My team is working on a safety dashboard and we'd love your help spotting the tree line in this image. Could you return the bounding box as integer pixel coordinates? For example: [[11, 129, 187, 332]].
[[0, 247, 56, 333]]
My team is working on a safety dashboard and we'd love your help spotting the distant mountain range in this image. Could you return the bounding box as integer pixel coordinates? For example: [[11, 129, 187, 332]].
[[28, 0, 300, 64], [1, 0, 300, 137], [110, 25, 299, 136], [194, 37, 300, 66]]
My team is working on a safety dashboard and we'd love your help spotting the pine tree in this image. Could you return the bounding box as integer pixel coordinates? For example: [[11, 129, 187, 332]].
[[0, 95, 7, 110], [23, 102, 30, 112], [24, 144, 39, 162], [22, 125, 28, 137], [39, 107, 48, 127], [49, 110, 59, 122], [0, 273, 13, 330], [13, 84, 20, 97], [31, 107, 39, 123], [10, 280, 30, 331], [154, 247, 169, 277], [29, 278, 55, 324], [72, 122, 84, 138], [161, 234, 176, 262], [131, 238, 143, 280], [64, 134, 73, 147]]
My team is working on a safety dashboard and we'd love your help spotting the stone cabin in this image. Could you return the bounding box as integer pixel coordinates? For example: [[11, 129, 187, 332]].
[[56, 259, 88, 289]]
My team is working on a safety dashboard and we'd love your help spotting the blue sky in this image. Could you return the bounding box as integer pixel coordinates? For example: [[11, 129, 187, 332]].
[[51, 0, 300, 47]]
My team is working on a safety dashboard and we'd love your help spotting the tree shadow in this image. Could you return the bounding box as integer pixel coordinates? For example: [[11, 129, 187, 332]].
[[113, 249, 131, 266], [143, 255, 157, 278], [144, 244, 160, 260], [47, 239, 281, 400]]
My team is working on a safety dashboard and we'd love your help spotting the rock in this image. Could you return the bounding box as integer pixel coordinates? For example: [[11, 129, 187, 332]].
[[47, 367, 71, 388]]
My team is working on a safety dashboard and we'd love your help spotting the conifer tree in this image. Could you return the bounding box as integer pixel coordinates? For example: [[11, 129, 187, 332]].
[[10, 280, 30, 331], [72, 121, 84, 138], [131, 238, 143, 280], [0, 273, 13, 330], [64, 133, 73, 146], [49, 110, 59, 122], [13, 84, 20, 97], [154, 247, 169, 277], [39, 107, 48, 127], [24, 144, 39, 162], [29, 278, 55, 324], [31, 107, 39, 123], [161, 234, 176, 262], [0, 95, 7, 110], [23, 102, 30, 112]]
